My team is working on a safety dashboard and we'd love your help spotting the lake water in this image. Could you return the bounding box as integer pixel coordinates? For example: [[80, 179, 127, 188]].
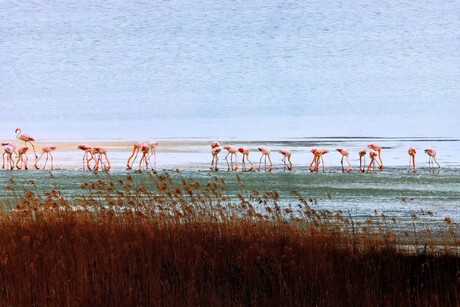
[[0, 1, 458, 227]]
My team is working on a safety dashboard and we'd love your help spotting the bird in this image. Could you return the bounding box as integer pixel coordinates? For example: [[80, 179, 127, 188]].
[[15, 128, 38, 158], [34, 145, 56, 170], [408, 147, 417, 173], [358, 149, 367, 173], [2, 144, 15, 170], [367, 144, 383, 170], [16, 146, 29, 170], [258, 147, 273, 172], [210, 147, 221, 171], [223, 145, 239, 171], [91, 146, 111, 171], [126, 142, 144, 170], [147, 141, 159, 170], [78, 144, 93, 170], [211, 141, 221, 149], [238, 147, 254, 172], [279, 150, 292, 172], [366, 150, 380, 173], [336, 148, 352, 173], [138, 143, 150, 171], [310, 148, 328, 172], [424, 148, 440, 169]]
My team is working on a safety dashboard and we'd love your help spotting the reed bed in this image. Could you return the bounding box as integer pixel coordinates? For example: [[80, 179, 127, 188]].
[[0, 172, 458, 306]]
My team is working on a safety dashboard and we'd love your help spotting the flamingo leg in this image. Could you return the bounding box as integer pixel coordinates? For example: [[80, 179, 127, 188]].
[[225, 152, 230, 171], [241, 154, 246, 171], [287, 157, 292, 171], [258, 154, 264, 172], [340, 156, 344, 173], [126, 146, 139, 169], [26, 141, 38, 159], [50, 153, 54, 170], [321, 156, 325, 172], [104, 153, 111, 170], [43, 153, 49, 169], [34, 153, 44, 169], [267, 155, 273, 172], [247, 155, 254, 172], [234, 153, 238, 171], [24, 154, 28, 170], [378, 150, 383, 170], [346, 156, 352, 173], [433, 157, 440, 169]]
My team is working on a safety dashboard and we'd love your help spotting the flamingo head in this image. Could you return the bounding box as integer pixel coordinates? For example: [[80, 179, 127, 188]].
[[21, 146, 29, 152], [211, 141, 220, 148], [359, 149, 366, 156], [15, 128, 20, 133], [238, 147, 246, 153], [408, 147, 416, 155], [50, 146, 57, 151], [369, 150, 378, 157], [78, 144, 91, 151], [140, 144, 149, 152], [223, 145, 231, 150]]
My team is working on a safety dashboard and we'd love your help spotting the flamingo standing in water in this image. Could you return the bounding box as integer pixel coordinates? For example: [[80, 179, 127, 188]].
[[34, 146, 56, 170], [358, 149, 367, 173], [210, 147, 221, 171], [2, 144, 15, 170], [367, 143, 383, 170], [15, 128, 38, 158], [126, 142, 144, 170], [310, 148, 328, 172], [91, 146, 111, 171], [223, 146, 239, 171], [78, 144, 93, 170], [336, 148, 352, 173], [424, 148, 440, 169], [408, 147, 417, 173], [238, 147, 254, 172], [279, 150, 292, 172], [16, 146, 29, 170], [258, 147, 273, 172], [138, 143, 150, 171], [366, 150, 380, 173]]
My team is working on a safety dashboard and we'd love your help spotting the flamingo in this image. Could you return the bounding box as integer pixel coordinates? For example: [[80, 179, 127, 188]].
[[78, 144, 93, 170], [367, 143, 383, 170], [336, 148, 352, 173], [148, 141, 159, 170], [358, 149, 367, 173], [15, 128, 38, 158], [211, 147, 221, 171], [126, 142, 144, 170], [91, 146, 111, 171], [424, 148, 440, 169], [34, 146, 56, 170], [138, 143, 150, 171], [2, 144, 15, 170], [211, 141, 220, 149], [223, 145, 239, 171], [408, 147, 417, 173], [258, 147, 273, 172], [310, 148, 328, 172], [238, 147, 254, 172], [16, 146, 29, 170], [279, 150, 292, 172], [366, 150, 380, 173]]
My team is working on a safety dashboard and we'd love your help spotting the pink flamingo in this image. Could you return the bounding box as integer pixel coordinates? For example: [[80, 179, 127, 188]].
[[2, 144, 15, 170], [408, 147, 417, 173], [238, 147, 254, 172], [15, 128, 38, 158], [91, 146, 111, 171], [126, 142, 144, 170], [424, 148, 440, 169], [148, 141, 159, 170], [211, 141, 221, 149], [258, 147, 273, 172], [211, 147, 221, 171], [336, 148, 352, 173], [279, 150, 292, 172], [16, 146, 29, 170], [310, 149, 328, 172], [366, 150, 380, 173], [78, 144, 93, 170], [34, 146, 56, 170], [358, 149, 367, 173], [138, 143, 150, 171], [223, 146, 239, 171], [367, 143, 383, 170]]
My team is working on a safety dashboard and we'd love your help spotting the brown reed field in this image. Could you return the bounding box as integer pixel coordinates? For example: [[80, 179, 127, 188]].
[[0, 172, 458, 306]]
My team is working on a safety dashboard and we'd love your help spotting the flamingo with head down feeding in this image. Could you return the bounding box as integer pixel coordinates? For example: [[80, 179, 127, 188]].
[[138, 143, 150, 171], [16, 146, 29, 170], [147, 141, 159, 170], [336, 148, 352, 173], [210, 146, 221, 171], [367, 143, 383, 170], [223, 145, 239, 171], [258, 147, 273, 172], [34, 145, 56, 170], [91, 146, 111, 171], [279, 150, 292, 172], [424, 148, 440, 170], [366, 150, 380, 173], [408, 147, 417, 173], [238, 147, 254, 172], [2, 144, 15, 170], [310, 148, 328, 172], [78, 144, 93, 170]]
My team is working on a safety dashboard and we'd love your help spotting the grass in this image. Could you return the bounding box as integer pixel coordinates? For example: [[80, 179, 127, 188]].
[[0, 172, 458, 306]]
